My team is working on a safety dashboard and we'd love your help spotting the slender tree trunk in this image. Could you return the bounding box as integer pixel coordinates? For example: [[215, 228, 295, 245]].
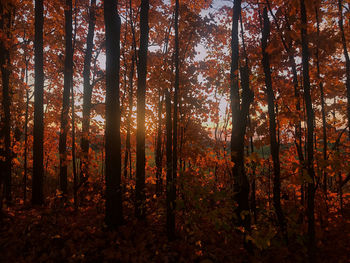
[[72, 74, 77, 209], [338, 0, 350, 139], [165, 89, 175, 240], [124, 53, 135, 179], [266, 1, 305, 196], [314, 5, 328, 196], [261, 7, 287, 243], [124, 0, 137, 180], [172, 0, 179, 206], [24, 58, 29, 203], [338, 0, 350, 189], [155, 91, 163, 196], [230, 0, 253, 235], [104, 0, 123, 227], [71, 0, 78, 209], [300, 0, 316, 259], [248, 116, 257, 223], [59, 0, 73, 195], [0, 2, 13, 205], [32, 0, 44, 205], [135, 0, 149, 220], [80, 0, 96, 184]]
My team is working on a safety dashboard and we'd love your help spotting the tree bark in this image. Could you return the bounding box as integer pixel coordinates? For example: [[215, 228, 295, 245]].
[[104, 0, 123, 227], [338, 0, 350, 139], [314, 5, 328, 195], [80, 0, 96, 184], [32, 0, 44, 205], [230, 0, 254, 240], [59, 0, 73, 195], [135, 0, 149, 220], [124, 0, 137, 180], [24, 56, 29, 203], [172, 0, 179, 207], [0, 1, 14, 206], [300, 0, 316, 259], [155, 91, 163, 195], [266, 2, 305, 201], [165, 89, 175, 240], [261, 7, 287, 243]]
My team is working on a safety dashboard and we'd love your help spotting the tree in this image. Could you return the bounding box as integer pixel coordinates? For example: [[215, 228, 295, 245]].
[[32, 0, 44, 205], [230, 0, 253, 234], [315, 4, 328, 195], [338, 0, 350, 188], [155, 92, 163, 195], [0, 1, 12, 204], [59, 0, 73, 195], [124, 0, 136, 180], [172, 0, 179, 207], [104, 0, 123, 227], [260, 6, 287, 242], [300, 0, 316, 259], [338, 0, 350, 139], [165, 88, 175, 240], [80, 0, 96, 185], [135, 0, 149, 220]]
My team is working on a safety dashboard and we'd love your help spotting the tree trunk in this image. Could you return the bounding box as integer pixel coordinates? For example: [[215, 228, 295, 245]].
[[32, 0, 44, 205], [314, 5, 328, 196], [155, 91, 163, 196], [80, 0, 96, 184], [104, 0, 123, 227], [338, 0, 350, 139], [266, 1, 305, 196], [59, 0, 73, 195], [300, 0, 316, 259], [135, 0, 149, 220], [24, 57, 29, 203], [165, 89, 175, 240], [338, 0, 350, 189], [248, 116, 257, 224], [0, 6, 12, 205], [172, 0, 179, 207], [124, 0, 137, 180], [230, 0, 253, 235], [124, 53, 135, 179], [261, 7, 287, 243]]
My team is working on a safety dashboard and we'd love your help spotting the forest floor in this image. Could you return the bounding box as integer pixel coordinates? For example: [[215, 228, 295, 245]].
[[0, 185, 349, 263]]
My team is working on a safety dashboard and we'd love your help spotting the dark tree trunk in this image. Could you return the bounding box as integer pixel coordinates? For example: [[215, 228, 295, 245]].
[[104, 0, 123, 227], [124, 0, 136, 180], [300, 0, 316, 259], [165, 89, 175, 240], [24, 57, 29, 203], [0, 2, 13, 206], [59, 0, 73, 195], [71, 74, 77, 209], [266, 1, 305, 187], [124, 53, 135, 179], [155, 91, 163, 196], [249, 134, 257, 224], [338, 0, 350, 139], [172, 0, 179, 206], [230, 0, 253, 234], [135, 0, 149, 220], [80, 0, 96, 184], [261, 7, 287, 243], [71, 0, 78, 209], [338, 0, 350, 189], [0, 6, 11, 204], [315, 5, 328, 195], [32, 0, 44, 205]]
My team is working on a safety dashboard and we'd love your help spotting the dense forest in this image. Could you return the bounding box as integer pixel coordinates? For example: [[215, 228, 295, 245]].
[[0, 0, 349, 262]]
